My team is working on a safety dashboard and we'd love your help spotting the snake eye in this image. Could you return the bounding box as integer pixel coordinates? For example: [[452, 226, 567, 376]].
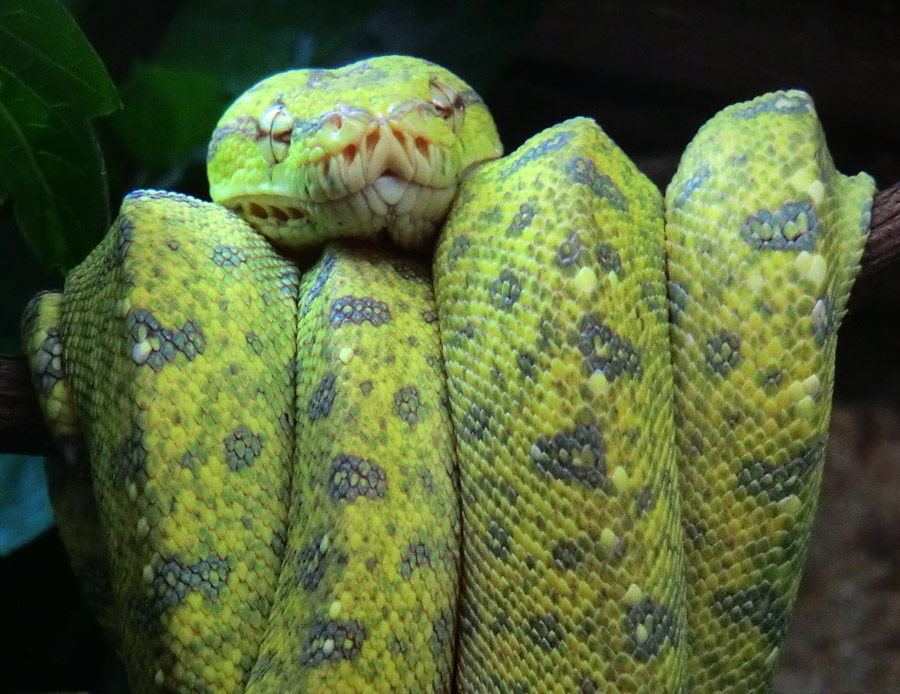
[[258, 102, 293, 163], [429, 77, 465, 136]]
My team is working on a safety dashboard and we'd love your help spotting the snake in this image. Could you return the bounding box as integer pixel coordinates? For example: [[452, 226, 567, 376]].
[[21, 55, 874, 693]]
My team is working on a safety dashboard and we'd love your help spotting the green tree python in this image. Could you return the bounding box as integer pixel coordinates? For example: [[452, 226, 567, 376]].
[[21, 55, 874, 693]]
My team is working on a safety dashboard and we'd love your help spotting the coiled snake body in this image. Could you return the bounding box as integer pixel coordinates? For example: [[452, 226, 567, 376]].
[[22, 56, 874, 693]]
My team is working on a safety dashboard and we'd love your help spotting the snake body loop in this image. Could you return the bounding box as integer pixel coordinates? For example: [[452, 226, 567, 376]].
[[22, 57, 873, 693]]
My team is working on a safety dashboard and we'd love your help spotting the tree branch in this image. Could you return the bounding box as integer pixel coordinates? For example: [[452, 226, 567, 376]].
[[856, 181, 900, 301], [4, 182, 900, 457]]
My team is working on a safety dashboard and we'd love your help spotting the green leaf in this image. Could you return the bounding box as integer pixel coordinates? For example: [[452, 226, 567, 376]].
[[109, 65, 228, 170], [0, 0, 119, 115], [0, 0, 120, 271]]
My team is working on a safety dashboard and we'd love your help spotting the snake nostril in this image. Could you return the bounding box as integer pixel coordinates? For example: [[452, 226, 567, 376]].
[[322, 112, 343, 131]]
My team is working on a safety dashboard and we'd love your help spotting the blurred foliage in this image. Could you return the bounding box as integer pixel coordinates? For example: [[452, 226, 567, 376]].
[[108, 64, 226, 170], [0, 0, 119, 271]]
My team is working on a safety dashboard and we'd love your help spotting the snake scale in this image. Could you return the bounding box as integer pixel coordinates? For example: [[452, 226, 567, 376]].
[[21, 56, 874, 693]]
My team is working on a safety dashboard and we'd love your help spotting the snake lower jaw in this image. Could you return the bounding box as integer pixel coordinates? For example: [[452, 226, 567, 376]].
[[225, 180, 457, 249]]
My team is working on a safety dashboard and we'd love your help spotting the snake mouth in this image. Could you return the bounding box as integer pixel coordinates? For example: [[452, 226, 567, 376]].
[[309, 120, 461, 210], [224, 177, 458, 250], [220, 116, 470, 249]]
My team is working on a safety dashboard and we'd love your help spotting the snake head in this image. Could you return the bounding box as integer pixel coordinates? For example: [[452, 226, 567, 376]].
[[207, 55, 503, 249]]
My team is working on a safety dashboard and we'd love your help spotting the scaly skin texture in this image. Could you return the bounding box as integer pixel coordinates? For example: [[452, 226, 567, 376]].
[[248, 243, 460, 693], [434, 119, 687, 692], [666, 92, 872, 691], [22, 56, 873, 694], [434, 95, 872, 694], [26, 192, 299, 691]]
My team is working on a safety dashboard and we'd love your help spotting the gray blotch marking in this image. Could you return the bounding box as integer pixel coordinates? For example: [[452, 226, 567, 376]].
[[302, 253, 336, 313], [245, 331, 264, 355], [462, 403, 490, 442], [487, 520, 510, 559], [516, 352, 537, 379], [296, 532, 328, 590], [527, 613, 565, 651], [446, 233, 471, 268], [732, 92, 812, 119], [712, 583, 788, 645], [328, 453, 388, 501], [129, 308, 205, 372], [145, 553, 232, 623], [330, 296, 391, 327], [670, 163, 711, 208], [113, 429, 149, 488], [500, 130, 572, 179], [811, 295, 836, 347], [531, 423, 606, 490], [705, 330, 742, 376], [211, 243, 248, 268], [30, 326, 64, 397], [567, 155, 628, 211], [739, 200, 820, 252], [552, 538, 584, 570], [579, 313, 643, 381], [595, 242, 623, 274], [506, 202, 536, 236], [625, 596, 677, 661], [489, 269, 522, 310], [223, 425, 264, 471], [393, 385, 425, 427], [667, 281, 690, 328], [308, 372, 337, 421], [399, 541, 431, 579], [556, 231, 582, 268], [300, 619, 367, 666], [736, 439, 825, 503]]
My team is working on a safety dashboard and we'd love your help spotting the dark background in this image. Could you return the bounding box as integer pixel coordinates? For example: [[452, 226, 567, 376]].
[[2, 1, 898, 691]]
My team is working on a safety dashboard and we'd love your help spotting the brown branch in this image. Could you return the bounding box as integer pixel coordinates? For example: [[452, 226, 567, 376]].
[[854, 180, 900, 305], [4, 183, 900, 457]]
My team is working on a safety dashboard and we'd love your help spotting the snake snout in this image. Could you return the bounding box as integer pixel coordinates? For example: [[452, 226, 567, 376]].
[[298, 114, 461, 248], [321, 115, 436, 198]]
